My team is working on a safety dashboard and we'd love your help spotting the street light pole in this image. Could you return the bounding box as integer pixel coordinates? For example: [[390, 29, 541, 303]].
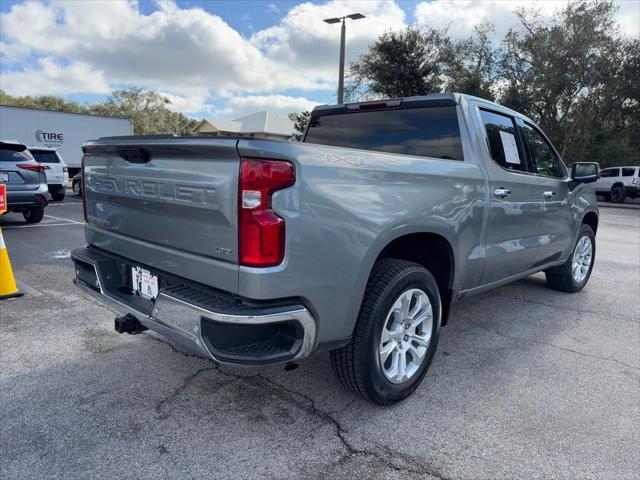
[[338, 19, 346, 104], [324, 13, 365, 105]]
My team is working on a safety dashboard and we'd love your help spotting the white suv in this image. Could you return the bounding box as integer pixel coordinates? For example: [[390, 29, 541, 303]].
[[28, 147, 69, 201], [592, 166, 640, 203]]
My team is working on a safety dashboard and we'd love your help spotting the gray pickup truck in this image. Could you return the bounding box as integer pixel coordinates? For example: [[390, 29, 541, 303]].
[[71, 93, 600, 405]]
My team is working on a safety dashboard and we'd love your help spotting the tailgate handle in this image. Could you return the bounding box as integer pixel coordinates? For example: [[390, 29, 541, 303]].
[[117, 147, 150, 164]]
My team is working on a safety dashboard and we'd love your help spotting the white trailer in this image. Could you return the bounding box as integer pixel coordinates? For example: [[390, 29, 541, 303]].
[[0, 106, 133, 174]]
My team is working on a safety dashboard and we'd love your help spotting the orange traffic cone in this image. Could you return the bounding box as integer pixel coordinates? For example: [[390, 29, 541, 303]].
[[0, 227, 23, 300]]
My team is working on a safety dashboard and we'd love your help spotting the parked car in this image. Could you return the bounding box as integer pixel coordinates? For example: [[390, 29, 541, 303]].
[[71, 172, 82, 197], [71, 93, 600, 405], [0, 140, 48, 223], [591, 166, 640, 203], [28, 147, 69, 201]]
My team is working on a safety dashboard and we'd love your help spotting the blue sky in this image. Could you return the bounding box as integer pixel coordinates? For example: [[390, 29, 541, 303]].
[[0, 0, 638, 120]]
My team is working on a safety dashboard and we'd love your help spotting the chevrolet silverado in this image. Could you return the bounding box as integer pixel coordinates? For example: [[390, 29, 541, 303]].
[[71, 93, 600, 405]]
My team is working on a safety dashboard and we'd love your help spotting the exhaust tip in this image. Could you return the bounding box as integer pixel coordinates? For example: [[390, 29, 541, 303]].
[[284, 363, 299, 372]]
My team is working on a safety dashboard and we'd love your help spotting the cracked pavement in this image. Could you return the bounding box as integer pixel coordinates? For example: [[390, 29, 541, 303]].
[[1, 199, 638, 479]]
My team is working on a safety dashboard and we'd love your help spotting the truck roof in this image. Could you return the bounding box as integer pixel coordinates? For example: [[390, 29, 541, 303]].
[[312, 92, 535, 127]]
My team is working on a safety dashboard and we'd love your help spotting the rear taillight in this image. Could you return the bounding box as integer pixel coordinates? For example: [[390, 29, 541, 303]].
[[238, 158, 295, 267], [81, 156, 88, 223], [17, 163, 46, 172]]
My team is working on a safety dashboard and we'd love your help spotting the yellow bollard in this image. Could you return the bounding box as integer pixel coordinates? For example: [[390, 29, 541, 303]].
[[0, 227, 23, 300]]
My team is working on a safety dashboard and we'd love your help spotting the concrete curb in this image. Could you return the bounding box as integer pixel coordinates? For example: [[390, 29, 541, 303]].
[[597, 202, 640, 210]]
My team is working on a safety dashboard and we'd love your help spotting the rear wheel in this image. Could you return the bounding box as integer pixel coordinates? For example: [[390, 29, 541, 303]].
[[23, 207, 45, 224], [330, 259, 441, 405], [72, 180, 81, 196], [545, 224, 595, 292], [50, 187, 65, 202], [610, 185, 625, 203]]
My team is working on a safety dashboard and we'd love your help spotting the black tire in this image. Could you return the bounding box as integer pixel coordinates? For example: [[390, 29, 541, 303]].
[[545, 224, 595, 292], [610, 185, 625, 203], [72, 180, 81, 196], [23, 206, 45, 224], [330, 259, 441, 405], [51, 187, 65, 202]]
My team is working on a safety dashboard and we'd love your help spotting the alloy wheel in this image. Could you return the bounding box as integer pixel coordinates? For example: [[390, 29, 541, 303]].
[[378, 288, 433, 384], [572, 235, 593, 284]]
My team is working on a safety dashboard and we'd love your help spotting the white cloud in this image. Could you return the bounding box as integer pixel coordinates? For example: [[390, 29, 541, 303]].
[[0, 0, 327, 99], [252, 0, 406, 82], [415, 1, 564, 40], [0, 0, 404, 113], [0, 0, 636, 114], [0, 58, 110, 96], [616, 0, 640, 38], [0, 0, 405, 102], [414, 0, 639, 40], [158, 87, 212, 114], [214, 94, 323, 119]]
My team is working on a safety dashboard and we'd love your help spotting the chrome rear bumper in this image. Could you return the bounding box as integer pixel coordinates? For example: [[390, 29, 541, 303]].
[[71, 247, 316, 365]]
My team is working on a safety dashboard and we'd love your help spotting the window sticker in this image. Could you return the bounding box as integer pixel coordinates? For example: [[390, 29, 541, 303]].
[[499, 131, 520, 165]]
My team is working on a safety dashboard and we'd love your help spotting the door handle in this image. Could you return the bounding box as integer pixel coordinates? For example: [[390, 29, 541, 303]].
[[494, 187, 511, 199], [543, 191, 556, 199]]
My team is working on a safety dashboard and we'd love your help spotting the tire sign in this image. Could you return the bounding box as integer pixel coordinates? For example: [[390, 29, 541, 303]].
[[0, 184, 6, 215]]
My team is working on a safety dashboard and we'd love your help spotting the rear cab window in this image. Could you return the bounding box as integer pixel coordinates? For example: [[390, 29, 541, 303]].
[[304, 106, 464, 161], [621, 167, 636, 177]]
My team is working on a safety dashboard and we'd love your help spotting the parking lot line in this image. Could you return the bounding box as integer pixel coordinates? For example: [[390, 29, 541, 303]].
[[44, 214, 83, 225], [2, 222, 82, 230]]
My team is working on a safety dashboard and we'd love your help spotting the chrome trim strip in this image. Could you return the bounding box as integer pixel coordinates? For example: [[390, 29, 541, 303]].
[[73, 256, 316, 364]]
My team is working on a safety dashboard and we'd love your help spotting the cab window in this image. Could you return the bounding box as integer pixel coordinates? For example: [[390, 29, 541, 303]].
[[601, 168, 620, 178], [521, 123, 564, 178]]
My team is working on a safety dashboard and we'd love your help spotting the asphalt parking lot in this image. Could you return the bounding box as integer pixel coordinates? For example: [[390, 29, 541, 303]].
[[1, 197, 638, 480]]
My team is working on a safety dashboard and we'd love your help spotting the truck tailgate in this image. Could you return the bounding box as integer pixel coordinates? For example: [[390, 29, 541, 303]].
[[82, 137, 240, 293]]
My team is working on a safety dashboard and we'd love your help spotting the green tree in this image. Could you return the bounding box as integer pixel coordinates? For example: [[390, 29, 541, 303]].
[[498, 0, 638, 166], [288, 111, 310, 141], [0, 89, 88, 113], [346, 26, 451, 100], [89, 87, 197, 135], [1, 87, 198, 136], [443, 22, 499, 100], [346, 24, 501, 101], [343, 0, 638, 167]]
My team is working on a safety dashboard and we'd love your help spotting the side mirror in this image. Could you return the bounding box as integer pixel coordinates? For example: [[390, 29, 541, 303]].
[[571, 162, 600, 184]]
